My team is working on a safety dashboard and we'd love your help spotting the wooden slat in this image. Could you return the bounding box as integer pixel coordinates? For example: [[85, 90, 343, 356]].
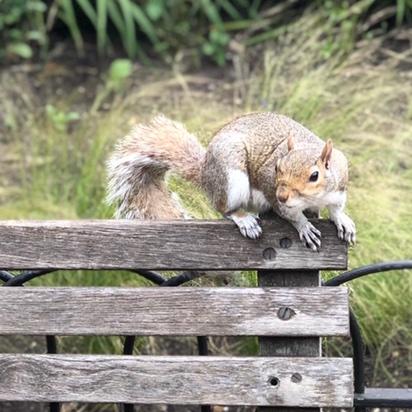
[[258, 210, 322, 412], [0, 219, 347, 270], [0, 354, 353, 407], [258, 271, 322, 412], [0, 287, 349, 336]]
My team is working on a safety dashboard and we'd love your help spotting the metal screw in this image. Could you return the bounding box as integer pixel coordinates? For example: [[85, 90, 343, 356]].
[[277, 306, 296, 320], [291, 373, 302, 383], [262, 247, 277, 261], [279, 237, 292, 249]]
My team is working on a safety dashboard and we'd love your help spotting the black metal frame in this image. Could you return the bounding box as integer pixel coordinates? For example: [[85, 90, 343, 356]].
[[1, 261, 411, 412], [324, 260, 412, 411]]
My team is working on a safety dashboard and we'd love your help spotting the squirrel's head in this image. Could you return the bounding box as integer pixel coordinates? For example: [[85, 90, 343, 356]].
[[274, 136, 333, 209]]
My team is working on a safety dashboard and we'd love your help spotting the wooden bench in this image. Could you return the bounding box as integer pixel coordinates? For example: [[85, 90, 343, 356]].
[[0, 218, 352, 411]]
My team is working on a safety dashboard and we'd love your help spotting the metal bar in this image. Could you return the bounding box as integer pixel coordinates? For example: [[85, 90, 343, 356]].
[[46, 334, 60, 412], [197, 337, 208, 356], [49, 402, 60, 412], [325, 260, 412, 412], [131, 269, 165, 285], [161, 271, 201, 286], [355, 388, 412, 408], [324, 260, 412, 286], [122, 335, 136, 412], [198, 336, 210, 412], [46, 336, 57, 354], [0, 270, 13, 282], [4, 269, 57, 286], [349, 310, 365, 394], [123, 336, 136, 356]]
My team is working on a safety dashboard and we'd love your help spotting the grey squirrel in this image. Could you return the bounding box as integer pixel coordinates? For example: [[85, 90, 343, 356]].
[[107, 112, 356, 251]]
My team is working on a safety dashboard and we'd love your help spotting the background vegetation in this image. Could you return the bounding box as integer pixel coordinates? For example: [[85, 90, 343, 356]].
[[0, 1, 411, 411], [1, 0, 412, 64]]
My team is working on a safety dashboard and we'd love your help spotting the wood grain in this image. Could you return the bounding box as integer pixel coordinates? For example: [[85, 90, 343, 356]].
[[0, 354, 353, 407], [0, 219, 347, 270], [258, 271, 322, 412], [0, 287, 349, 336], [258, 211, 322, 412]]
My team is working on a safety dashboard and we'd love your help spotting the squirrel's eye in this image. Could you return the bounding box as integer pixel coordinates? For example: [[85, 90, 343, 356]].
[[309, 171, 319, 182]]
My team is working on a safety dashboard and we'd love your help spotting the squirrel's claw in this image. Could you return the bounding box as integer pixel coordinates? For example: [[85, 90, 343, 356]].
[[229, 213, 263, 240], [333, 213, 356, 245], [298, 221, 322, 252]]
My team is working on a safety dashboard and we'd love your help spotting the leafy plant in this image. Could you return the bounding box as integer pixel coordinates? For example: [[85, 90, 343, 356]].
[[91, 58, 134, 113], [2, 0, 412, 65], [54, 0, 303, 65], [0, 0, 47, 60], [46, 104, 80, 132], [319, 0, 412, 58]]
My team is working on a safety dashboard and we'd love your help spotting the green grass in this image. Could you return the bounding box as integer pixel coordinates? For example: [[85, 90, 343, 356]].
[[0, 12, 411, 390], [3, 0, 412, 65]]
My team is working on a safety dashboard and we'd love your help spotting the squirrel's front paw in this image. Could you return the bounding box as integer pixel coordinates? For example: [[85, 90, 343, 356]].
[[229, 213, 262, 239], [297, 221, 322, 252], [333, 213, 356, 244]]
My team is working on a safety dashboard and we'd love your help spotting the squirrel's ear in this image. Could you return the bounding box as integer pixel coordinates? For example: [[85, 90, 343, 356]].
[[287, 134, 294, 152], [320, 139, 333, 168]]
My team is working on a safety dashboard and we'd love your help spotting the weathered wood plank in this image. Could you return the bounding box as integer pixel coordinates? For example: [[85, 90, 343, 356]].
[[0, 219, 347, 270], [258, 270, 321, 412], [0, 354, 353, 407], [258, 210, 323, 412], [0, 287, 349, 336]]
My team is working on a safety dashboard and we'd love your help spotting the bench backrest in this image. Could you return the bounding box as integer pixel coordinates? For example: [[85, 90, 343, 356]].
[[0, 219, 352, 410]]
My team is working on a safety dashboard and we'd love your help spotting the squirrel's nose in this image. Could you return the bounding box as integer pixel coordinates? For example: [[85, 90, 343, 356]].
[[277, 192, 289, 203]]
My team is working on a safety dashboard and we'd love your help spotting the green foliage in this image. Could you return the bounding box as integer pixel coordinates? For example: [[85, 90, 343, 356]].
[[1, 1, 412, 65], [318, 0, 412, 58], [72, 0, 248, 64], [0, 0, 47, 59], [46, 104, 80, 132], [91, 58, 134, 113]]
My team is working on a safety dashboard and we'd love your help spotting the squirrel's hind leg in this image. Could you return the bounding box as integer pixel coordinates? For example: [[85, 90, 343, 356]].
[[226, 210, 262, 240], [222, 168, 263, 239], [206, 168, 262, 239]]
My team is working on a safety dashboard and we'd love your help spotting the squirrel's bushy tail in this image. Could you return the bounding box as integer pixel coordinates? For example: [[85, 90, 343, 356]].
[[106, 114, 206, 220]]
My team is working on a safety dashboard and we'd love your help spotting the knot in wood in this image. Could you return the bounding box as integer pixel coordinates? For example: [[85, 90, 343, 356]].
[[291, 372, 302, 383], [279, 237, 292, 248], [262, 247, 277, 261], [277, 306, 296, 321]]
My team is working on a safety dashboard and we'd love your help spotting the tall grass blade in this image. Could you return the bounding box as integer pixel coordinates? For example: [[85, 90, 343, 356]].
[[108, 1, 143, 60], [59, 0, 84, 55], [76, 0, 97, 27], [200, 0, 224, 28], [107, 0, 126, 39], [118, 0, 138, 58], [130, 3, 158, 44], [97, 0, 108, 56], [217, 0, 242, 20], [396, 0, 408, 25]]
